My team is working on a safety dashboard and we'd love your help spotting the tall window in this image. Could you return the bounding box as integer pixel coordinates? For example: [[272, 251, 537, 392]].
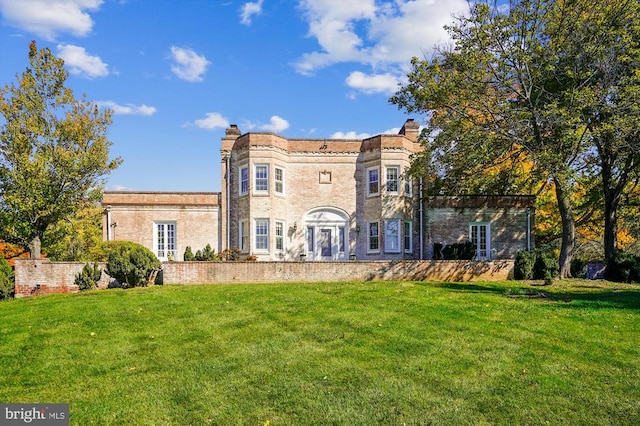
[[368, 222, 379, 252], [470, 223, 491, 260], [274, 167, 284, 194], [239, 221, 248, 252], [255, 219, 269, 251], [404, 221, 412, 253], [384, 219, 400, 253], [307, 226, 315, 253], [254, 165, 269, 193], [275, 221, 284, 251], [239, 166, 248, 195], [386, 166, 399, 194], [338, 227, 345, 253], [155, 222, 176, 260], [367, 168, 379, 196]]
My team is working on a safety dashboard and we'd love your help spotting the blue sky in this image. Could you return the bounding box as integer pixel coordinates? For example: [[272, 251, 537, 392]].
[[0, 0, 468, 192]]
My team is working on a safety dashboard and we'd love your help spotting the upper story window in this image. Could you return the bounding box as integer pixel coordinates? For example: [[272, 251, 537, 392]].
[[239, 166, 249, 195], [386, 166, 399, 194], [404, 168, 412, 196], [367, 168, 379, 196], [254, 165, 269, 193], [274, 167, 284, 194]]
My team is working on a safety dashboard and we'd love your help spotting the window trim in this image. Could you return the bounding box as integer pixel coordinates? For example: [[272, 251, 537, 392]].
[[239, 220, 248, 252], [384, 218, 401, 253], [469, 222, 491, 260], [404, 221, 413, 253], [367, 221, 380, 253], [239, 166, 249, 196], [254, 164, 269, 194], [254, 218, 269, 252], [275, 220, 285, 252], [154, 221, 177, 260], [274, 166, 285, 195], [385, 166, 400, 194], [404, 168, 412, 197], [367, 167, 380, 196]]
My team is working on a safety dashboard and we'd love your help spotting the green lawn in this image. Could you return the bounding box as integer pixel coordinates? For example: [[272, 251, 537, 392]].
[[1, 280, 639, 425]]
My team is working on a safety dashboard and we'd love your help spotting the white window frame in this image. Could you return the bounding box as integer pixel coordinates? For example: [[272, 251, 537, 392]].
[[338, 227, 345, 253], [404, 168, 412, 197], [367, 167, 380, 196], [154, 221, 176, 260], [470, 222, 491, 260], [239, 166, 249, 196], [254, 164, 269, 194], [239, 220, 248, 252], [386, 166, 400, 194], [306, 226, 315, 254], [275, 220, 285, 252], [255, 219, 269, 252], [404, 221, 413, 253], [384, 219, 401, 253], [368, 221, 380, 253], [274, 167, 284, 195]]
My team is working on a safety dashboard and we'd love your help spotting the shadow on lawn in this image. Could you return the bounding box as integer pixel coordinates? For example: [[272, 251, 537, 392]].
[[426, 282, 640, 310]]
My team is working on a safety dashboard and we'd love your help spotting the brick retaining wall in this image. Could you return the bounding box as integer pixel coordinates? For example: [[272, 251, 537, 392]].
[[14, 259, 514, 297]]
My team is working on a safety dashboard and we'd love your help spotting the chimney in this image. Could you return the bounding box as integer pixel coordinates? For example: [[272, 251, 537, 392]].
[[225, 124, 241, 137], [399, 119, 420, 142]]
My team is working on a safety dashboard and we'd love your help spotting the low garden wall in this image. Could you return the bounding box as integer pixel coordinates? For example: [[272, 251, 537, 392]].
[[14, 259, 514, 297]]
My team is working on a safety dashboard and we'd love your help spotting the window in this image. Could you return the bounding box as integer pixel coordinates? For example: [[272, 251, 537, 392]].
[[470, 223, 491, 260], [239, 166, 249, 195], [307, 226, 314, 253], [255, 219, 269, 251], [254, 165, 269, 193], [368, 222, 379, 252], [155, 222, 176, 260], [367, 168, 379, 196], [274, 167, 284, 194], [384, 219, 400, 253], [404, 168, 412, 196], [386, 166, 399, 194], [404, 221, 412, 253], [275, 221, 284, 251], [338, 227, 345, 253], [239, 221, 248, 252]]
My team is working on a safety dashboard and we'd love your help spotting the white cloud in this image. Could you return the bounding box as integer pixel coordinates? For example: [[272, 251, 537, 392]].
[[240, 0, 263, 26], [330, 131, 372, 139], [191, 112, 230, 130], [259, 115, 289, 133], [96, 101, 156, 116], [57, 44, 108, 78], [345, 71, 399, 95], [294, 0, 468, 93], [169, 46, 210, 82], [0, 0, 103, 40]]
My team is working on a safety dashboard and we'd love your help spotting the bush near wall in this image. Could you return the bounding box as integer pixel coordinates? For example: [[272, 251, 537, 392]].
[[514, 247, 558, 281], [0, 257, 14, 299], [605, 251, 640, 283]]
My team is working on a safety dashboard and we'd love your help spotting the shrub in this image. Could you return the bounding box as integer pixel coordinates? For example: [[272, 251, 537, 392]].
[[183, 246, 195, 261], [571, 258, 588, 279], [74, 262, 102, 291], [514, 250, 536, 280], [106, 242, 161, 288], [0, 257, 14, 300], [605, 251, 640, 283], [195, 244, 216, 261], [533, 246, 558, 282], [218, 248, 241, 261], [442, 241, 476, 260]]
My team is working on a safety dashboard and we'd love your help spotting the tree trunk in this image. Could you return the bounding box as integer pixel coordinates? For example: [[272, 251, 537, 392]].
[[554, 178, 576, 279], [29, 235, 41, 259], [603, 189, 620, 263]]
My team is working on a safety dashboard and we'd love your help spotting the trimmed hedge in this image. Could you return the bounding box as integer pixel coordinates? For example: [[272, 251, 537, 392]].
[[106, 242, 161, 288]]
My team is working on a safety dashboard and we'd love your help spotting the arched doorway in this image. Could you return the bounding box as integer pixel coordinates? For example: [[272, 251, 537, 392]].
[[304, 207, 349, 260]]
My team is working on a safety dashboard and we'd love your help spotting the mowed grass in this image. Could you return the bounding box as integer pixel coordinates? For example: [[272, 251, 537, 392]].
[[1, 280, 639, 425]]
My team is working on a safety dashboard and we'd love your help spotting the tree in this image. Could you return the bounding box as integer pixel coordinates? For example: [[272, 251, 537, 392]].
[[390, 0, 636, 278], [0, 41, 121, 258], [43, 205, 105, 261]]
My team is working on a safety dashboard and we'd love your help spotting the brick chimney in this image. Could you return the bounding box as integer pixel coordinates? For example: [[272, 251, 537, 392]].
[[399, 119, 420, 142]]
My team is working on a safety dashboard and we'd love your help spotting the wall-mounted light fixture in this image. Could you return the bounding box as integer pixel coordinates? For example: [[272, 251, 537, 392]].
[[355, 223, 361, 235], [293, 222, 297, 232]]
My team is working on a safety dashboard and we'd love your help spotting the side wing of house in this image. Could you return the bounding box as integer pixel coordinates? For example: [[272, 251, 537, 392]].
[[102, 191, 221, 261]]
